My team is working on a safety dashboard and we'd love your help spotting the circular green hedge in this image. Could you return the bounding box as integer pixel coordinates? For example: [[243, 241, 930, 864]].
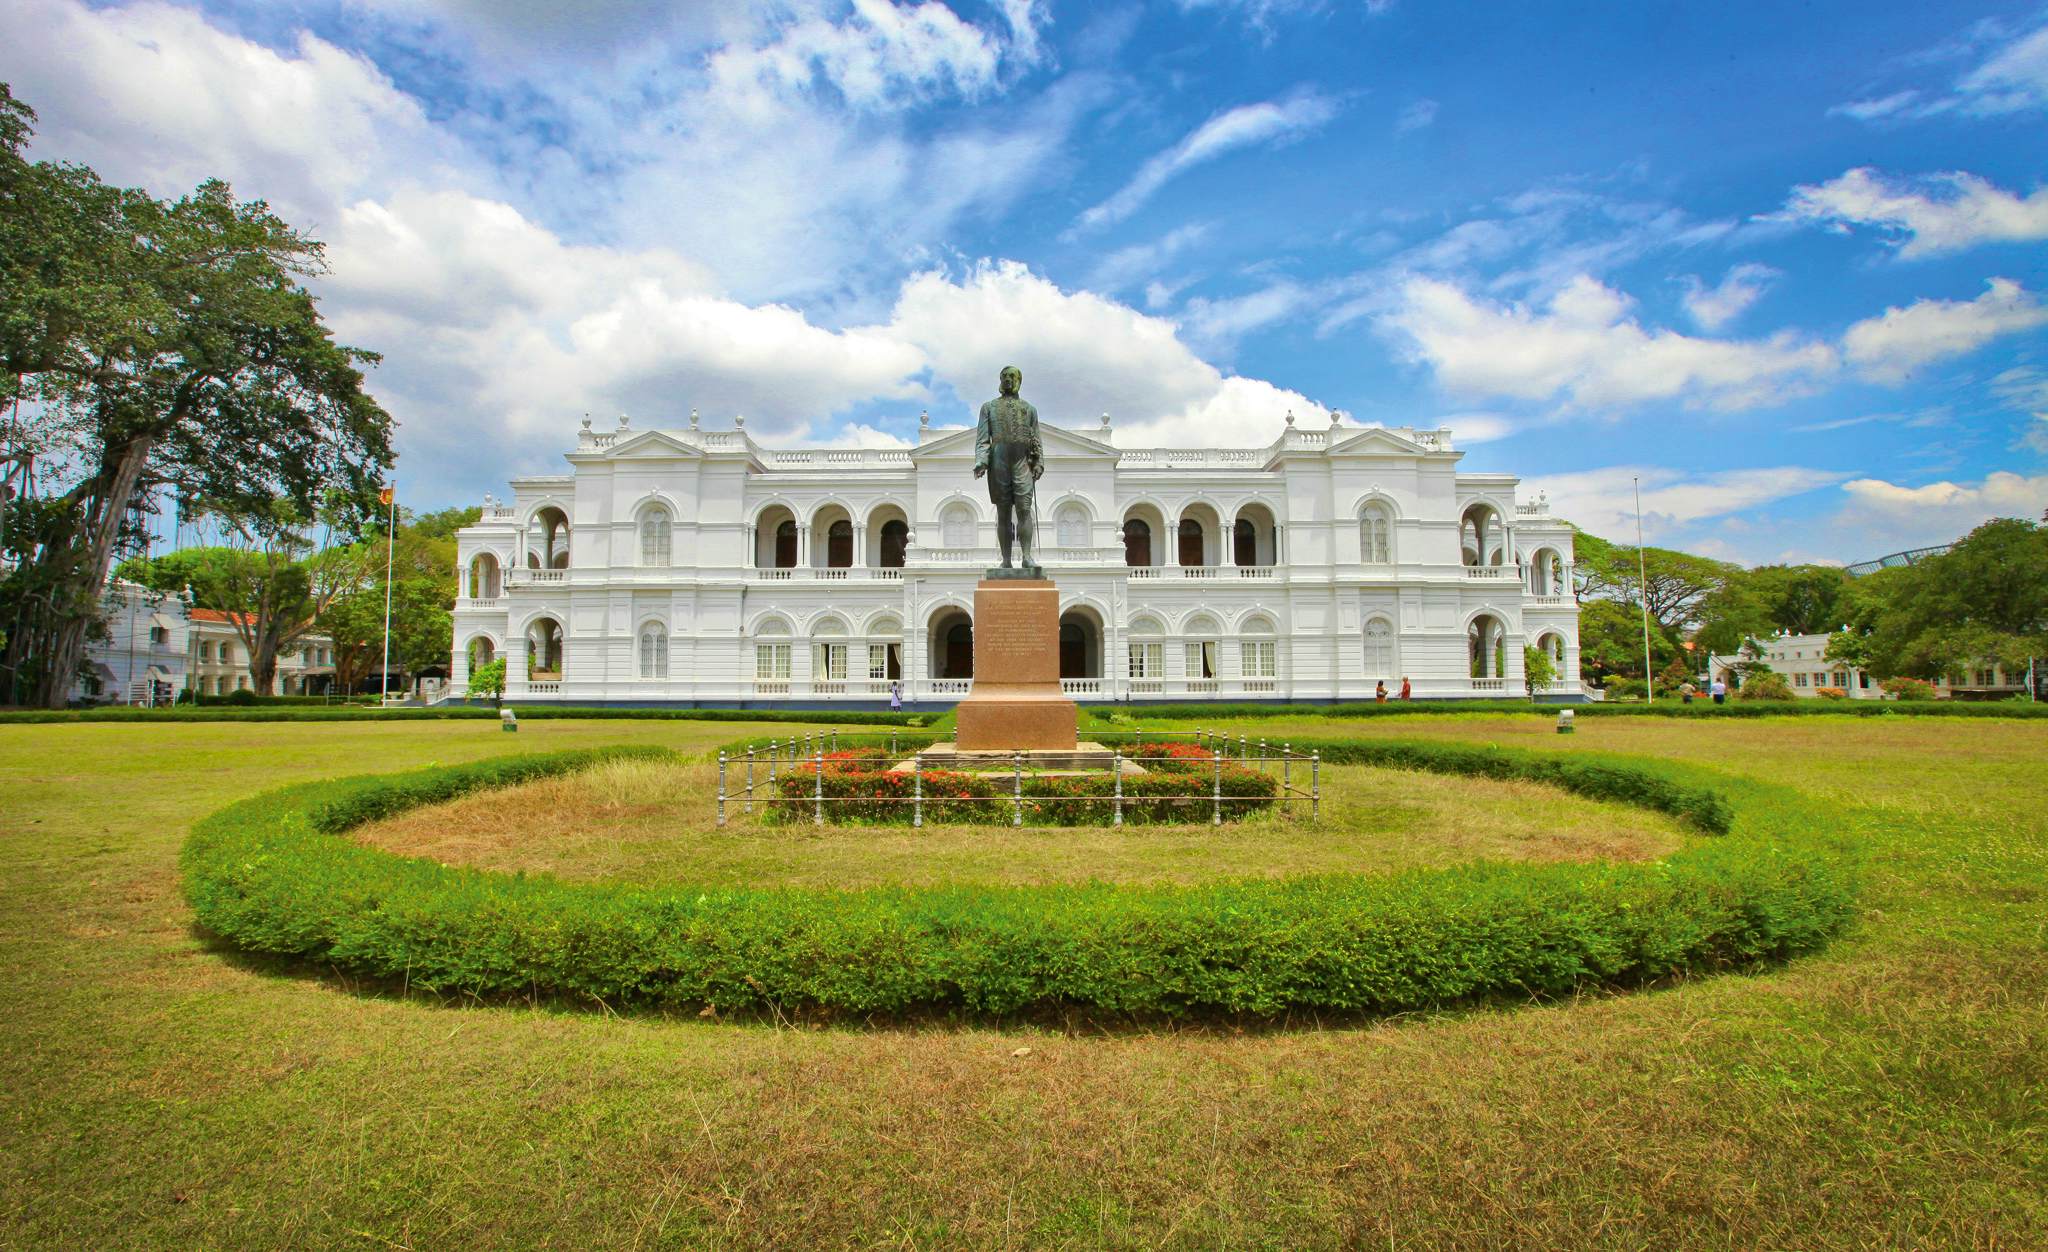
[[181, 741, 1854, 1018]]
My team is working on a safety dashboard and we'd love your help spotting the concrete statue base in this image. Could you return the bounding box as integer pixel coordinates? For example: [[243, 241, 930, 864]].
[[953, 577, 1078, 752]]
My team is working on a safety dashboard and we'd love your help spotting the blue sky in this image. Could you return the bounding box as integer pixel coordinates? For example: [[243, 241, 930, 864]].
[[5, 0, 2046, 563]]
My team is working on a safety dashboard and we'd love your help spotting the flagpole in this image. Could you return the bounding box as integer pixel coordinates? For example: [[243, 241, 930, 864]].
[[1635, 476, 1653, 703], [380, 482, 396, 705]]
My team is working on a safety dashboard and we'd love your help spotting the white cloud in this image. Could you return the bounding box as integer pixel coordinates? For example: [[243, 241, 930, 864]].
[[1179, 280, 1317, 351], [1071, 89, 1339, 232], [1517, 465, 1850, 545], [881, 260, 1327, 445], [1827, 90, 1921, 122], [1833, 22, 2048, 121], [1381, 274, 1837, 411], [1088, 222, 1212, 293], [1833, 471, 2048, 552], [1841, 278, 2048, 382], [1991, 367, 2048, 453], [1951, 23, 2048, 115], [0, 0, 476, 228], [1395, 99, 1438, 133], [704, 0, 1016, 112], [1679, 263, 1778, 331], [1783, 168, 2048, 257]]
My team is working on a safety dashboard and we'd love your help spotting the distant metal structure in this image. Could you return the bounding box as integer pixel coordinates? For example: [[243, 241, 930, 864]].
[[1844, 543, 1952, 577]]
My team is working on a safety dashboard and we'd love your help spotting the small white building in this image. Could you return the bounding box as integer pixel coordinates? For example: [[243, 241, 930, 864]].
[[1707, 632, 2030, 700], [187, 609, 337, 697], [451, 411, 1584, 705], [75, 580, 190, 705]]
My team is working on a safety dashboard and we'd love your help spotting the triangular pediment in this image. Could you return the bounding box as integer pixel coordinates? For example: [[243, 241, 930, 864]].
[[597, 430, 703, 459], [1327, 426, 1441, 457], [911, 422, 1120, 460]]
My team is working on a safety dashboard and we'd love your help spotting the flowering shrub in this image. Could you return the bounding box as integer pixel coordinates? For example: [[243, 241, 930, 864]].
[[1881, 676, 1936, 702], [1814, 687, 1847, 700], [769, 751, 1277, 824]]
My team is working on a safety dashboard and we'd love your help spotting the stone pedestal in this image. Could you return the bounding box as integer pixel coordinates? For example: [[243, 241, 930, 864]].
[[954, 577, 1077, 751]]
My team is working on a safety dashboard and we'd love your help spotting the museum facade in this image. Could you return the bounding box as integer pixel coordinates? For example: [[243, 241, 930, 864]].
[[450, 412, 1582, 704]]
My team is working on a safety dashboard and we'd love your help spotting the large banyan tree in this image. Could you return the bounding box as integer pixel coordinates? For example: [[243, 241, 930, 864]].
[[0, 84, 393, 707]]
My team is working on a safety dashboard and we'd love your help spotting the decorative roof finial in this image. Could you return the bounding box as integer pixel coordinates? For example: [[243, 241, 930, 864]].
[[689, 407, 700, 430], [734, 412, 746, 429], [1285, 409, 1295, 427], [919, 409, 930, 430], [618, 412, 630, 429], [1099, 411, 1111, 429], [581, 414, 592, 430], [1329, 409, 1342, 429]]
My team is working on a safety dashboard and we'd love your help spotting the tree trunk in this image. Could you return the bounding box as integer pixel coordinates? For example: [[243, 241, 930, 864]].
[[31, 431, 155, 708]]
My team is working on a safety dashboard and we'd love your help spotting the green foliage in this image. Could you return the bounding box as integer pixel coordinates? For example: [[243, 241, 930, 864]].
[[1695, 564, 1851, 653], [1524, 644, 1557, 693], [178, 736, 1848, 1018], [1829, 519, 2048, 682], [1737, 673, 1794, 702], [1880, 676, 1935, 702], [0, 86, 394, 706], [1576, 599, 1677, 683], [468, 657, 507, 702], [0, 706, 930, 725], [1079, 699, 2048, 721]]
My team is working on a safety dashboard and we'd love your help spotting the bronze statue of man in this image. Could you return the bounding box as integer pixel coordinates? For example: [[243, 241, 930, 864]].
[[973, 365, 1044, 574]]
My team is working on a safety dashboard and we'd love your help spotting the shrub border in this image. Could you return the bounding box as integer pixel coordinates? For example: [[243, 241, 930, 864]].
[[1, 706, 928, 726], [1089, 699, 2046, 721], [183, 739, 1851, 1019]]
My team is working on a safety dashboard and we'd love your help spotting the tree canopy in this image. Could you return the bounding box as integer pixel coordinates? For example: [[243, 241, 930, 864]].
[[0, 83, 393, 706]]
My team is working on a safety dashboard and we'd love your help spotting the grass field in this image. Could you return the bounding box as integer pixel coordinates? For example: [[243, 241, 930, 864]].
[[351, 755, 1687, 889], [2, 714, 2045, 1248]]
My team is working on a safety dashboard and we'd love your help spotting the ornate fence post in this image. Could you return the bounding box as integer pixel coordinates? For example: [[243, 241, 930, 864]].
[[745, 746, 756, 815], [912, 752, 923, 828], [831, 728, 839, 753], [1113, 752, 1124, 827], [1311, 751, 1321, 821], [1239, 733, 1248, 763], [1282, 741, 1291, 795], [1012, 751, 1023, 827], [768, 741, 778, 812], [813, 747, 824, 827], [1211, 748, 1222, 826], [1135, 727, 1143, 751], [1258, 738, 1267, 776], [717, 751, 727, 827]]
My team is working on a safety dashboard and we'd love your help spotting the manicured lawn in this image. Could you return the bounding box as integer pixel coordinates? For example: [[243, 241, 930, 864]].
[[1, 715, 2044, 1247], [351, 754, 1688, 889]]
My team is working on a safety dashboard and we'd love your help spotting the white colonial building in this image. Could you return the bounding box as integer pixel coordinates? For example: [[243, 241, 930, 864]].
[[450, 412, 1582, 705]]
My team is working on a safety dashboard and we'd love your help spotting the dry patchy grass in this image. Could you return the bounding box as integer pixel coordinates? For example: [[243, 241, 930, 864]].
[[0, 714, 2043, 1248], [349, 756, 1687, 888]]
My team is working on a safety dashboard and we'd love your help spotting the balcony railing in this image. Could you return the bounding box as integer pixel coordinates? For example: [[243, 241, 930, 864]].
[[1061, 678, 1104, 695], [750, 567, 906, 581], [1526, 594, 1568, 607], [1464, 565, 1508, 580], [1470, 677, 1506, 691], [506, 568, 569, 586]]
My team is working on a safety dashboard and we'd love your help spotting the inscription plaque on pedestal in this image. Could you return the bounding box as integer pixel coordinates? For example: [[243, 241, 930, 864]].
[[953, 577, 1077, 752]]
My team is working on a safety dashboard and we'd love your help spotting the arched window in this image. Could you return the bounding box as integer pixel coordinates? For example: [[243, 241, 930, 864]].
[[639, 509, 672, 567], [774, 520, 798, 568], [879, 519, 908, 568], [469, 553, 501, 599], [1233, 519, 1257, 567], [1177, 518, 1204, 567], [941, 504, 975, 549], [1056, 504, 1088, 549], [1360, 505, 1392, 564], [1127, 614, 1164, 682], [826, 519, 853, 568], [1123, 518, 1152, 567], [1239, 615, 1277, 684], [1363, 617, 1394, 678], [466, 636, 496, 669], [527, 618, 564, 677], [639, 624, 668, 679], [1183, 613, 1221, 688]]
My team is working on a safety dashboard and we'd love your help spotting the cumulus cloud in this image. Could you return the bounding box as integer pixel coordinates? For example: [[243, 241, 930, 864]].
[[0, 0, 476, 228], [1833, 471, 2048, 552], [1517, 465, 1850, 545], [1071, 89, 1339, 232], [1783, 168, 2048, 257], [1841, 278, 2048, 382], [881, 261, 1327, 445], [1679, 263, 1778, 331], [1381, 274, 1837, 411]]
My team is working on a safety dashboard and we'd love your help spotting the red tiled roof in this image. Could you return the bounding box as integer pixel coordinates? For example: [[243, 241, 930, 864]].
[[188, 608, 256, 626]]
